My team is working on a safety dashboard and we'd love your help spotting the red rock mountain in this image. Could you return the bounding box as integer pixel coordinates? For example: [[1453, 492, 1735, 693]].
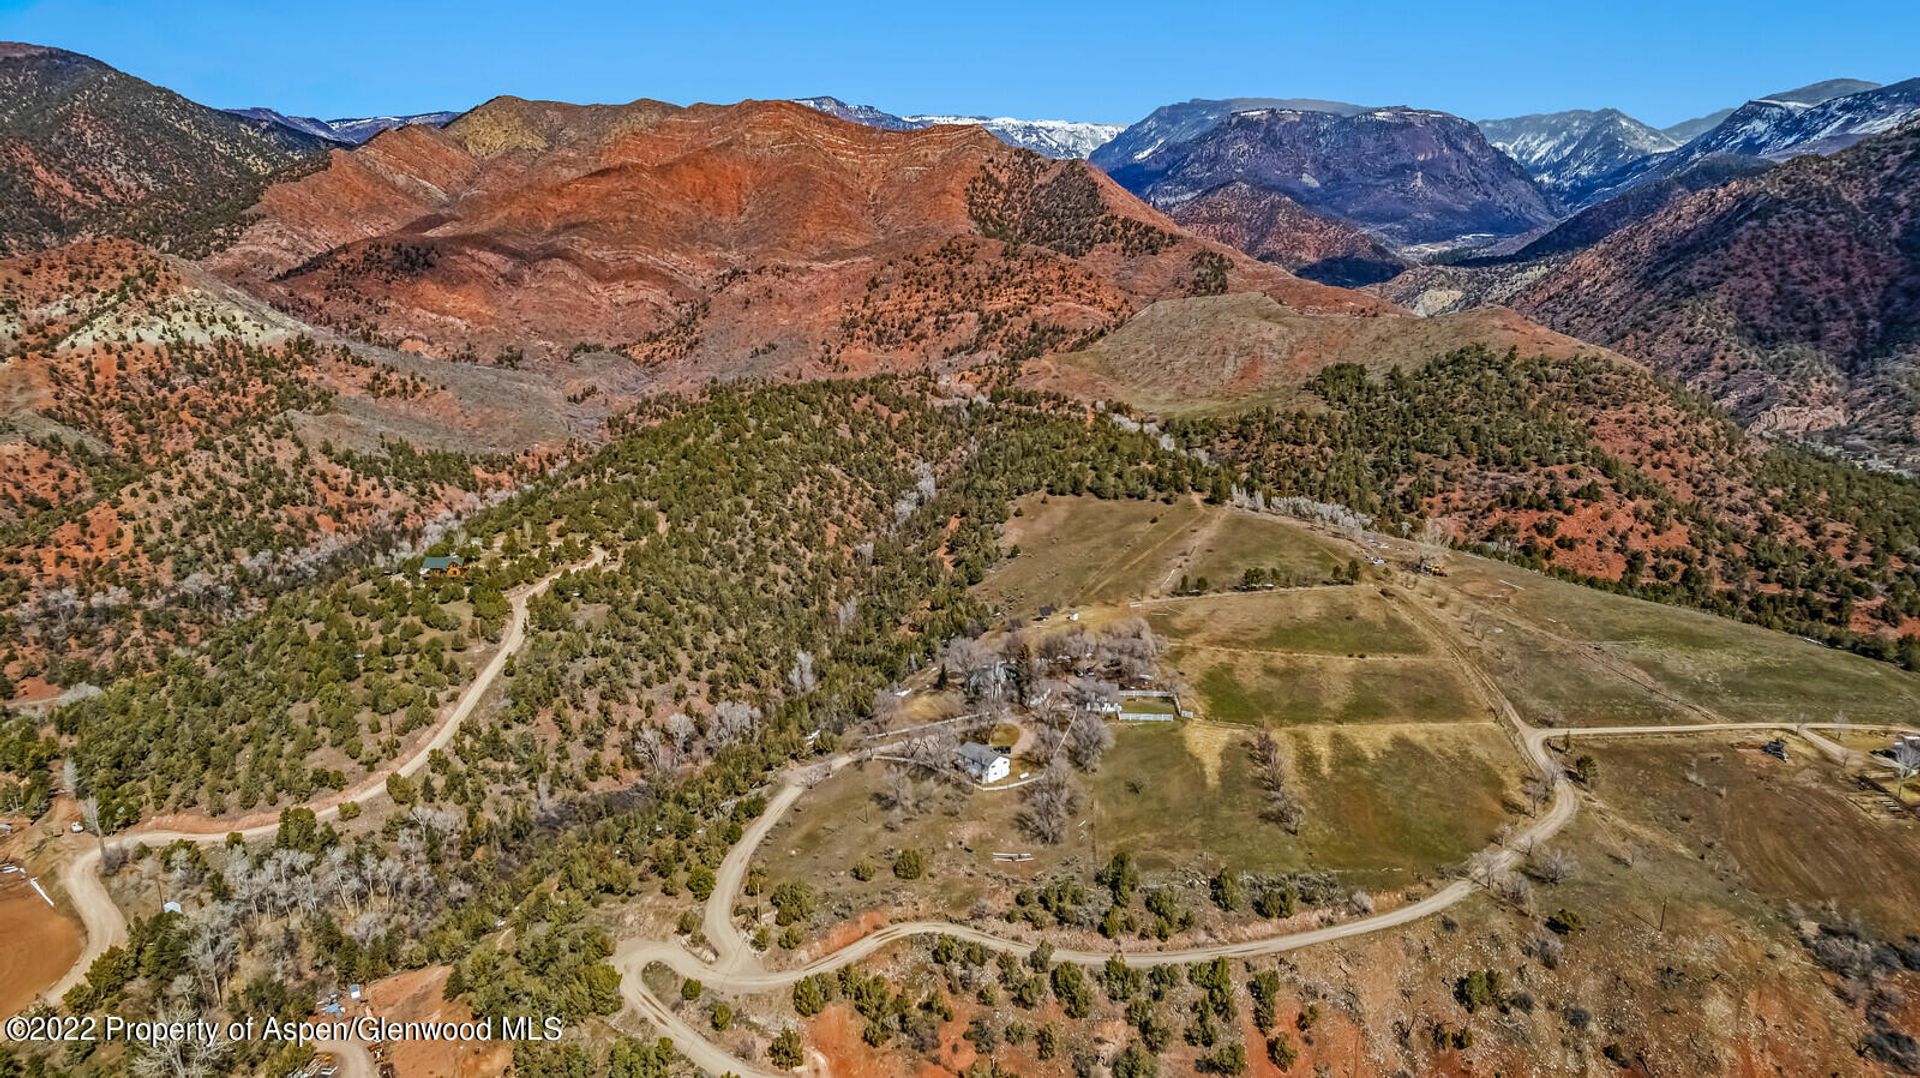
[[211, 96, 1383, 382]]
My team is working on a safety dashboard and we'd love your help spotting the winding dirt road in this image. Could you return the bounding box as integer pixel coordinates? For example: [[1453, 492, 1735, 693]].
[[40, 551, 605, 1009], [611, 701, 1903, 1075]]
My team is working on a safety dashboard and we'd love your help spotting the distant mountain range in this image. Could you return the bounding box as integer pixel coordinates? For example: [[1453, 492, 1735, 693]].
[[793, 96, 1121, 158], [1475, 109, 1679, 206], [1077, 76, 1917, 265], [1514, 117, 1920, 464], [1575, 77, 1920, 207], [5, 36, 1917, 470], [205, 94, 1388, 374], [1087, 97, 1370, 172], [1106, 106, 1557, 249], [1659, 77, 1881, 142], [226, 107, 460, 145], [1384, 114, 1920, 467]]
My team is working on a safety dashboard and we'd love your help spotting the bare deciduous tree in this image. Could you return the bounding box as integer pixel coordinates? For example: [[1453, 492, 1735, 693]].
[[1063, 715, 1115, 772], [1529, 846, 1577, 885], [1494, 871, 1533, 912], [1529, 930, 1564, 970], [787, 650, 818, 695], [187, 920, 236, 1002], [129, 1000, 225, 1078], [1250, 731, 1303, 833], [1019, 761, 1077, 845], [709, 701, 762, 748], [1521, 771, 1557, 814], [1468, 848, 1504, 889]]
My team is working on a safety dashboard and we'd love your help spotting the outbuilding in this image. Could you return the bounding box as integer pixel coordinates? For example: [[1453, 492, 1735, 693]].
[[420, 555, 465, 578]]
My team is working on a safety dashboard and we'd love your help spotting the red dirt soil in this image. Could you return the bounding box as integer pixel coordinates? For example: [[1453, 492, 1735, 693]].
[[0, 876, 80, 1017]]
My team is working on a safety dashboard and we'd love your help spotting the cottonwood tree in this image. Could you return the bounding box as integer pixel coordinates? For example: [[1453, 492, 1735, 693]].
[[1522, 771, 1557, 814], [877, 765, 926, 830], [1468, 848, 1505, 889], [940, 636, 1000, 702], [1063, 714, 1115, 772], [130, 999, 225, 1078], [709, 701, 762, 748], [187, 919, 236, 1003], [1020, 761, 1077, 844], [869, 686, 906, 730], [1099, 619, 1165, 681], [788, 650, 818, 695], [1249, 730, 1303, 833]]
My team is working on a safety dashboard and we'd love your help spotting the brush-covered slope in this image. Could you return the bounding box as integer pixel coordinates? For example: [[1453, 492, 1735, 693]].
[[1513, 118, 1920, 466], [1022, 291, 1614, 414], [1178, 345, 1920, 658], [0, 43, 331, 255], [1165, 182, 1405, 286], [0, 238, 651, 693]]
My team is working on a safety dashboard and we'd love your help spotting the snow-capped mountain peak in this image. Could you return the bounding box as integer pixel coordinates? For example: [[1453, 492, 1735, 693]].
[[1475, 108, 1678, 205], [901, 114, 1123, 159], [790, 96, 921, 131], [225, 107, 458, 145], [792, 97, 1121, 158]]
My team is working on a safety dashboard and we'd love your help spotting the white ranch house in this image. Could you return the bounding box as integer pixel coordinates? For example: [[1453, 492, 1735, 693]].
[[956, 742, 1011, 784]]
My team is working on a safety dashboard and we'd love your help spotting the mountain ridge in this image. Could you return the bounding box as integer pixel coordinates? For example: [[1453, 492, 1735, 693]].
[[792, 95, 1122, 157], [1107, 105, 1558, 248], [0, 42, 331, 254]]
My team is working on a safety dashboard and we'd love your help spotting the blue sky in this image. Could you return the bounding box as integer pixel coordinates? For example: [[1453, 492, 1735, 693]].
[[1, 0, 1914, 126]]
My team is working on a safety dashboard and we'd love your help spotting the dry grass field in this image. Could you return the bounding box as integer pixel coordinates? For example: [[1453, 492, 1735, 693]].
[[1428, 555, 1920, 727]]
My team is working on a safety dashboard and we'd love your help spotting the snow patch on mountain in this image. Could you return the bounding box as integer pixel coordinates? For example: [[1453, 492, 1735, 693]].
[[1089, 97, 1370, 172], [1477, 109, 1678, 206], [227, 108, 457, 145], [791, 96, 920, 131], [323, 113, 459, 143], [791, 96, 1121, 157], [904, 114, 1123, 158]]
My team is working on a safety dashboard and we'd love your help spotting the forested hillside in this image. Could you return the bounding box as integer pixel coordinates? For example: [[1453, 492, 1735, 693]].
[[0, 238, 654, 699], [1176, 347, 1920, 662], [53, 376, 1228, 822]]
